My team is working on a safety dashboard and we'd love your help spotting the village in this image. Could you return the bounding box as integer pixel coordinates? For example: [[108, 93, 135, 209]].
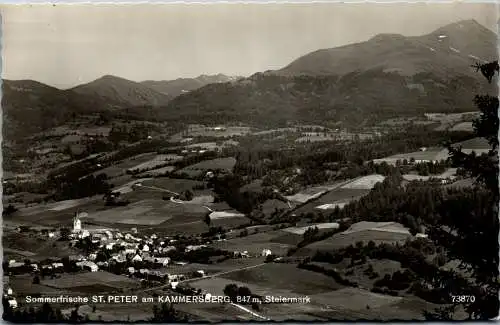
[[3, 211, 276, 311]]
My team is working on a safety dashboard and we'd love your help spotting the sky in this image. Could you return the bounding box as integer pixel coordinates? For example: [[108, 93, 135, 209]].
[[1, 3, 498, 89]]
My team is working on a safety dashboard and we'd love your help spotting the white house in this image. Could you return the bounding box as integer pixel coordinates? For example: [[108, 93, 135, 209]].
[[196, 270, 205, 277], [6, 288, 13, 295], [76, 261, 98, 272], [124, 248, 136, 255], [185, 245, 206, 252], [132, 254, 143, 262], [52, 263, 64, 269], [105, 231, 113, 239], [8, 299, 17, 309], [152, 257, 170, 266], [106, 243, 115, 250], [128, 267, 136, 274], [97, 261, 109, 268], [261, 249, 272, 257], [48, 232, 56, 238], [80, 230, 90, 239], [142, 244, 150, 252]]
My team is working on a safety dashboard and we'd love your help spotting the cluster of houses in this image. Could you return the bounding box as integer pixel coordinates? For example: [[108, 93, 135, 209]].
[[6, 212, 276, 301], [3, 283, 17, 309]]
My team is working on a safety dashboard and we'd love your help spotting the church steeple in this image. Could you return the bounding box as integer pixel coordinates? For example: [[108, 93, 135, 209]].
[[73, 212, 82, 232]]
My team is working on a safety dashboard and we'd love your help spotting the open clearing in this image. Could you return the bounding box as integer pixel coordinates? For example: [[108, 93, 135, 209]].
[[140, 178, 204, 193], [296, 222, 412, 255], [87, 199, 180, 225], [403, 168, 457, 182], [341, 175, 385, 190], [127, 154, 183, 172], [285, 181, 351, 203], [283, 223, 340, 235], [193, 263, 343, 297], [93, 152, 159, 178], [18, 197, 98, 216], [138, 166, 175, 177], [221, 263, 344, 295], [292, 186, 369, 214], [373, 149, 449, 165], [181, 157, 237, 173], [209, 210, 245, 220], [212, 230, 297, 255], [41, 271, 139, 292], [450, 122, 473, 132], [10, 275, 66, 296]]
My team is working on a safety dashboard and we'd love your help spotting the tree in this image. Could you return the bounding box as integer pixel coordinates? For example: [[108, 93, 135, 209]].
[[427, 61, 499, 320], [3, 204, 18, 217], [223, 283, 239, 301], [183, 190, 194, 201], [204, 212, 211, 227], [150, 303, 185, 322], [59, 227, 71, 241]]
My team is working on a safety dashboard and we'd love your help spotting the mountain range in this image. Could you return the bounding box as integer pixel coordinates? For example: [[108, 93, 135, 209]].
[[2, 19, 497, 140], [141, 74, 242, 98]]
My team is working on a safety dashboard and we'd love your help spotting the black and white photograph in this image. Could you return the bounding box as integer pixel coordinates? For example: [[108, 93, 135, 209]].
[[1, 2, 499, 322]]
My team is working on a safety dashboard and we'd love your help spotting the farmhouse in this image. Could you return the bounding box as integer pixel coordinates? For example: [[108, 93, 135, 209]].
[[132, 254, 143, 262], [52, 263, 64, 269], [8, 299, 18, 309], [185, 245, 207, 252], [76, 261, 98, 272], [152, 257, 170, 266], [261, 249, 272, 257]]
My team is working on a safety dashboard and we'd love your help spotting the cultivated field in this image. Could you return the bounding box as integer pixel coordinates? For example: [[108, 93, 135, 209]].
[[373, 148, 450, 165], [209, 211, 245, 220], [212, 230, 298, 256], [285, 185, 337, 203], [402, 168, 457, 182], [139, 178, 204, 193], [185, 142, 219, 150], [3, 232, 80, 260], [17, 196, 98, 216], [9, 275, 66, 296], [92, 152, 159, 179], [296, 222, 412, 255], [450, 122, 474, 132], [221, 263, 344, 295], [38, 126, 112, 137], [283, 223, 340, 235], [87, 199, 209, 225], [138, 165, 176, 177], [173, 126, 251, 139], [341, 175, 385, 190], [181, 157, 237, 174], [127, 154, 183, 173], [41, 271, 139, 292]]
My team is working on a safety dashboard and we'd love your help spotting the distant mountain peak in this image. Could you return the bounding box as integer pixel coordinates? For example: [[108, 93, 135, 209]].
[[140, 74, 241, 98], [369, 33, 406, 42], [72, 74, 171, 107], [431, 19, 495, 37]]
